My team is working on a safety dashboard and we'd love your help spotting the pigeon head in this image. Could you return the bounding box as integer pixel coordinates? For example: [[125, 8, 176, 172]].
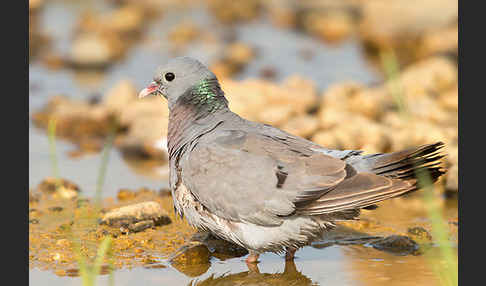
[[139, 57, 228, 111]]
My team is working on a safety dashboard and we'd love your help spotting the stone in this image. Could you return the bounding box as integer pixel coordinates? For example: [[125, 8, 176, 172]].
[[127, 220, 155, 233], [407, 227, 432, 241], [359, 0, 458, 63], [36, 177, 80, 200], [206, 0, 261, 23], [303, 10, 355, 43], [370, 235, 419, 255], [68, 33, 115, 68], [226, 42, 255, 66], [258, 105, 295, 127], [168, 21, 200, 47], [281, 115, 320, 138], [100, 201, 171, 228]]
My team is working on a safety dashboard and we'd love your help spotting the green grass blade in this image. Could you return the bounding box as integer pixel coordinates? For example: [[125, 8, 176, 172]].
[[94, 125, 116, 208], [93, 237, 112, 277], [380, 50, 458, 286]]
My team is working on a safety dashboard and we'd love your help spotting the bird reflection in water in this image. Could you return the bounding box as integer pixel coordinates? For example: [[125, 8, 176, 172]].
[[188, 259, 315, 286]]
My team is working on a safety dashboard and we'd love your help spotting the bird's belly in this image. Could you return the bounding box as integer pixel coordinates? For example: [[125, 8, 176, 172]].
[[230, 217, 327, 253], [174, 183, 329, 253]]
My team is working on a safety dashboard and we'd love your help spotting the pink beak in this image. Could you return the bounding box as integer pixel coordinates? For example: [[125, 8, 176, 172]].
[[138, 82, 160, 98]]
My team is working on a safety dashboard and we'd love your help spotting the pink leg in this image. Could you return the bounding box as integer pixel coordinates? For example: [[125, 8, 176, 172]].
[[245, 251, 260, 273], [285, 247, 297, 261]]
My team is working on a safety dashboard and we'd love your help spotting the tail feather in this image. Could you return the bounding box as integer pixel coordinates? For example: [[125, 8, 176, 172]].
[[297, 142, 447, 217], [367, 142, 446, 182]]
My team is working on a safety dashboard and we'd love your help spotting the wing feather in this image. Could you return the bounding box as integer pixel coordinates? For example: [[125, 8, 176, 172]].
[[180, 130, 348, 226]]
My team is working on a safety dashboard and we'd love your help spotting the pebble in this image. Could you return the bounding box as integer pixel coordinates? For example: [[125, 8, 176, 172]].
[[370, 235, 419, 256], [100, 201, 171, 228]]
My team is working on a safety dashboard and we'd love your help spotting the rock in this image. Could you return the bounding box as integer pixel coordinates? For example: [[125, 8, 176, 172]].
[[36, 177, 80, 200], [281, 115, 319, 138], [48, 206, 64, 212], [169, 242, 211, 277], [346, 89, 386, 120], [302, 10, 355, 43], [359, 0, 458, 63], [71, 4, 148, 69], [29, 218, 40, 224], [54, 269, 66, 277], [126, 220, 155, 233], [206, 0, 262, 23], [41, 53, 66, 70], [439, 88, 458, 112], [210, 60, 240, 79], [225, 78, 300, 122], [418, 25, 458, 60], [117, 189, 137, 201], [389, 57, 458, 97], [281, 75, 318, 113], [267, 0, 297, 29], [29, 208, 42, 218], [267, 0, 360, 44], [65, 269, 80, 277], [77, 6, 142, 36], [209, 42, 255, 78], [68, 33, 116, 69], [311, 130, 341, 149], [407, 227, 432, 241], [370, 235, 419, 255], [389, 119, 447, 151], [319, 82, 362, 113], [29, 191, 40, 203], [32, 79, 171, 160], [29, 0, 48, 59], [315, 113, 389, 153], [102, 80, 139, 116], [100, 201, 171, 228], [317, 108, 353, 130], [31, 96, 113, 150], [102, 80, 169, 156], [103, 4, 145, 36], [117, 116, 169, 160], [226, 42, 255, 66], [258, 105, 295, 127], [406, 96, 451, 125], [168, 21, 200, 47]]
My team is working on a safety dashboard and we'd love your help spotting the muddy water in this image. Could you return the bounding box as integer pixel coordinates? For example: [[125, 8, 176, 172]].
[[29, 2, 456, 286]]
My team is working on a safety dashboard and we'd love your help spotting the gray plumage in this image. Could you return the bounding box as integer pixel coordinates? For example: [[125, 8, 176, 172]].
[[139, 57, 445, 255]]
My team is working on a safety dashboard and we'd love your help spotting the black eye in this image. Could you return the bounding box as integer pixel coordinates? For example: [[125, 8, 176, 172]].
[[165, 72, 175, 82]]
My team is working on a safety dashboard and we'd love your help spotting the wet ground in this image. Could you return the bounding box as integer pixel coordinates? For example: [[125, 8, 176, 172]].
[[29, 1, 457, 285]]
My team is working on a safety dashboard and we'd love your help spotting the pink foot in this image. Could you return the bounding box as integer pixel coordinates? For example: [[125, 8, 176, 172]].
[[245, 251, 260, 273], [245, 251, 260, 263]]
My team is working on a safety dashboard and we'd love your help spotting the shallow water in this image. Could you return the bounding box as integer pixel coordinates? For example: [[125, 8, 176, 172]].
[[29, 243, 453, 285], [29, 2, 456, 285]]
